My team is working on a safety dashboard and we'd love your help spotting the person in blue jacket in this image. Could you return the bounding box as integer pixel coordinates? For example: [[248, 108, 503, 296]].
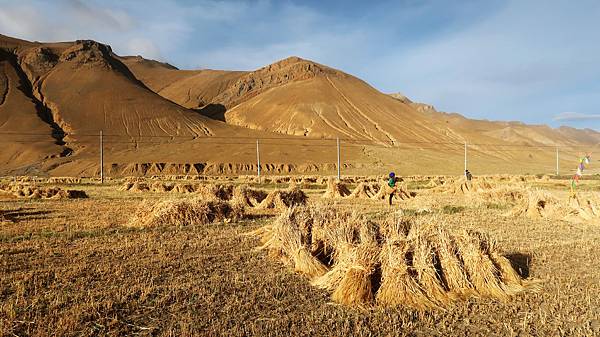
[[387, 172, 398, 206]]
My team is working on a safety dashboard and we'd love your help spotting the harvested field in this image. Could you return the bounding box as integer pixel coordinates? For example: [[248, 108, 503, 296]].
[[1, 176, 599, 336]]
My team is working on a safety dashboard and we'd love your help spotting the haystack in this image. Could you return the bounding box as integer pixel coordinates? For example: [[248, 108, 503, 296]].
[[505, 190, 563, 219], [196, 184, 234, 201], [322, 177, 351, 198], [302, 176, 318, 184], [7, 185, 87, 199], [256, 187, 307, 210], [253, 206, 328, 276], [378, 217, 539, 308], [151, 181, 174, 193], [232, 185, 268, 208], [330, 243, 379, 307], [311, 211, 375, 298], [372, 182, 414, 201], [425, 178, 444, 188], [377, 236, 437, 309], [251, 204, 539, 310], [565, 194, 600, 222], [129, 182, 150, 192], [128, 198, 244, 227], [316, 177, 327, 185], [347, 182, 380, 199], [469, 186, 526, 205], [47, 177, 81, 184], [431, 177, 499, 196], [170, 183, 197, 194]]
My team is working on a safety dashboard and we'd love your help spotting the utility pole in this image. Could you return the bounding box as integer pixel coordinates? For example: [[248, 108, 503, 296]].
[[100, 130, 104, 184], [556, 147, 559, 176], [337, 137, 341, 181], [464, 142, 467, 176], [256, 139, 261, 182]]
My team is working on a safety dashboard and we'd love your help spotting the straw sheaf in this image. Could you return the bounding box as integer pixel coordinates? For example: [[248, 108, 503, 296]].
[[372, 182, 415, 201], [251, 203, 540, 310], [232, 185, 268, 208], [256, 187, 308, 210], [128, 197, 244, 227], [3, 184, 87, 199], [322, 177, 352, 199]]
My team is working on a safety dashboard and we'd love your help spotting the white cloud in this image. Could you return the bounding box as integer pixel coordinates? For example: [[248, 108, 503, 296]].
[[127, 38, 161, 59], [0, 0, 189, 61], [66, 0, 134, 31], [553, 112, 600, 121], [0, 4, 49, 39], [367, 0, 600, 127], [1, 0, 599, 129]]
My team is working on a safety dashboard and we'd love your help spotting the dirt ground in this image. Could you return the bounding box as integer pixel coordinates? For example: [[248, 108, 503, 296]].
[[1, 177, 599, 336]]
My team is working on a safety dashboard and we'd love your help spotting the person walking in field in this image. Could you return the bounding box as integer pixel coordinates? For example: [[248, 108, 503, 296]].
[[465, 169, 473, 181], [387, 172, 398, 206]]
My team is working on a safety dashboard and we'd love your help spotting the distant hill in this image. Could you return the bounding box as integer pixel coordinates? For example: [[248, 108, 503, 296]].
[[1, 34, 598, 176]]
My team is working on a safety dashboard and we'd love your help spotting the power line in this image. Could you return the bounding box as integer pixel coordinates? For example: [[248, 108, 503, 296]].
[[0, 130, 598, 150]]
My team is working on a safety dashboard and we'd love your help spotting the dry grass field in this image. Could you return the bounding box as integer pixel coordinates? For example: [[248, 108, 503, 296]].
[[1, 176, 600, 336]]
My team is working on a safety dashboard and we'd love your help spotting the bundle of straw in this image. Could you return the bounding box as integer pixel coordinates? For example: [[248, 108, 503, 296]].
[[347, 182, 380, 199], [232, 185, 268, 208], [377, 238, 436, 310], [250, 203, 540, 310], [454, 231, 508, 300], [256, 188, 307, 210], [331, 243, 379, 307], [151, 181, 174, 192], [128, 198, 244, 227], [322, 177, 351, 199], [271, 208, 328, 278]]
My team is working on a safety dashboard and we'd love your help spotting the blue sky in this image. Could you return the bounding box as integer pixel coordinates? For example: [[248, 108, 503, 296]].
[[1, 0, 599, 129]]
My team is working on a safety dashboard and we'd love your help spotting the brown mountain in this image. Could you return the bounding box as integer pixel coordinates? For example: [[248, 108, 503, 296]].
[[0, 35, 333, 176], [1, 34, 597, 176], [126, 54, 600, 149]]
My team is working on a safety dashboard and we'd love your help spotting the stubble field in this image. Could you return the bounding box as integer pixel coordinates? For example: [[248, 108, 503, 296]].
[[1, 175, 599, 336]]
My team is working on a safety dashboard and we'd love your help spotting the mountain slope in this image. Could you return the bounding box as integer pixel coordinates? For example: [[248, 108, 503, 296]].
[[126, 56, 462, 144], [1, 34, 598, 176], [0, 35, 310, 174], [15, 40, 219, 142], [127, 56, 600, 151], [119, 56, 246, 110], [1, 34, 380, 176], [0, 48, 64, 169], [388, 93, 600, 147]]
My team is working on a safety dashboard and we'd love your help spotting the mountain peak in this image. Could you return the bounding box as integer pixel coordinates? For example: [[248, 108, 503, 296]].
[[389, 92, 412, 104], [209, 56, 342, 109], [259, 56, 338, 77], [119, 55, 179, 70], [58, 40, 113, 67]]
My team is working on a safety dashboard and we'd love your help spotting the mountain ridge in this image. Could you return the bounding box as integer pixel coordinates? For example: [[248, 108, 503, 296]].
[[0, 34, 597, 176]]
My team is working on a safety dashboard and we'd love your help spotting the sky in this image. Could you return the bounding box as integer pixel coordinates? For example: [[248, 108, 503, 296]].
[[1, 0, 599, 129]]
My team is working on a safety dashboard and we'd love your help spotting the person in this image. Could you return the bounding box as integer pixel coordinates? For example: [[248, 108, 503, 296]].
[[388, 172, 398, 206], [571, 154, 591, 195], [465, 169, 472, 181]]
